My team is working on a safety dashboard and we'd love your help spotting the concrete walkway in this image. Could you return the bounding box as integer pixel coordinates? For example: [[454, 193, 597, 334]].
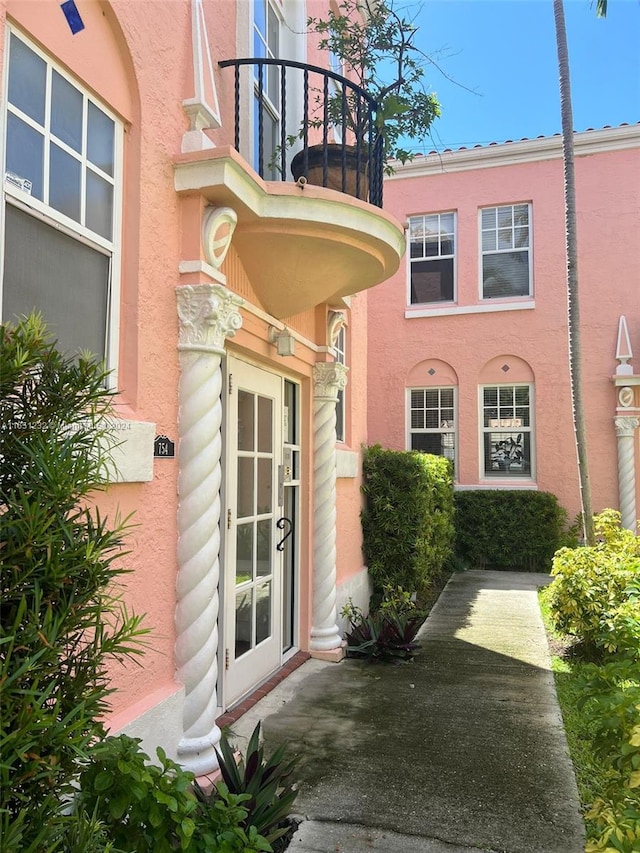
[[232, 571, 586, 853]]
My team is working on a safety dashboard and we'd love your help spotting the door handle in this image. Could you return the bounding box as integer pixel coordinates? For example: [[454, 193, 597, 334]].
[[276, 516, 293, 551]]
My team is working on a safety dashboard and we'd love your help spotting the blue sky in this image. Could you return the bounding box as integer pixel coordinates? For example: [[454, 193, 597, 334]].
[[411, 0, 640, 152]]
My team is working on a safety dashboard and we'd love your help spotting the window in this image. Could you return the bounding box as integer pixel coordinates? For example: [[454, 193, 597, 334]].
[[334, 325, 346, 442], [481, 204, 531, 299], [328, 49, 344, 144], [409, 213, 455, 304], [409, 387, 455, 463], [2, 30, 120, 365], [481, 385, 533, 478], [253, 0, 280, 179]]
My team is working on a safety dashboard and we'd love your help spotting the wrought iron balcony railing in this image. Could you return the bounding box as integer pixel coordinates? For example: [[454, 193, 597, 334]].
[[218, 57, 384, 208]]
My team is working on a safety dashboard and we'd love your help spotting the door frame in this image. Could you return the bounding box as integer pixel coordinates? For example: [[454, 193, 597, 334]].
[[221, 356, 291, 709]]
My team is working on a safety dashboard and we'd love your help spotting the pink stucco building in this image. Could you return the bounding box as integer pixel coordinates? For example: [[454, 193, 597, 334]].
[[1, 0, 638, 783], [0, 0, 404, 774], [367, 125, 640, 532]]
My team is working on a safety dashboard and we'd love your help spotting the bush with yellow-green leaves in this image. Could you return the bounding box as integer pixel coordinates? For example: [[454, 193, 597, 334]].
[[578, 658, 640, 853], [546, 510, 640, 659], [544, 511, 640, 853]]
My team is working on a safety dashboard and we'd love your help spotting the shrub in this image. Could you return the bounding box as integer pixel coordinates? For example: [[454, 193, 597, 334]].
[[79, 734, 273, 853], [577, 658, 640, 853], [78, 735, 200, 853], [453, 490, 568, 571], [212, 722, 299, 846], [341, 587, 427, 661], [546, 510, 640, 657], [585, 792, 640, 853], [360, 445, 454, 596], [577, 658, 640, 785], [0, 315, 147, 850]]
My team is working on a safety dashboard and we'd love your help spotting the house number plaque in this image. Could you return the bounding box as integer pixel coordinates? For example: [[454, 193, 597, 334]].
[[154, 435, 175, 458]]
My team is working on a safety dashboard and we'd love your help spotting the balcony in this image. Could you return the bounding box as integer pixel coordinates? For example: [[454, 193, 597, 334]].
[[174, 58, 404, 320]]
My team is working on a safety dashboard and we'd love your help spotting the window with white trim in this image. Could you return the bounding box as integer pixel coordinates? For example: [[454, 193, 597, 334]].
[[481, 203, 531, 299], [253, 0, 281, 180], [2, 29, 121, 366], [481, 384, 533, 478], [409, 387, 455, 463], [409, 213, 455, 304], [334, 325, 346, 443], [328, 49, 344, 144]]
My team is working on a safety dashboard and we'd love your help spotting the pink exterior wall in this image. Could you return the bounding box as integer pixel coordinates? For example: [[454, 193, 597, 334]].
[[1, 0, 377, 734], [368, 133, 640, 524], [336, 291, 368, 586]]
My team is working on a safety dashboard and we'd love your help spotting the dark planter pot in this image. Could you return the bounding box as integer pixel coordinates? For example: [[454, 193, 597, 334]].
[[291, 144, 369, 200]]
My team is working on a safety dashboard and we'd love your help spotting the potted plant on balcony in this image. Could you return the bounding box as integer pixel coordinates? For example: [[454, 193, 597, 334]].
[[290, 0, 441, 197]]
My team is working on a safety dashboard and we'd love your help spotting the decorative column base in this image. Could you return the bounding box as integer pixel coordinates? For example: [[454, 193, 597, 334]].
[[309, 640, 347, 663], [177, 728, 222, 777]]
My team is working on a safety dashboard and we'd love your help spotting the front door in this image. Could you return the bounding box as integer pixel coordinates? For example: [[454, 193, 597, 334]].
[[224, 359, 283, 706]]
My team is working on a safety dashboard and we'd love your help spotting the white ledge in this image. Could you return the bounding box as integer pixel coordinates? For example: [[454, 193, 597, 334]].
[[613, 375, 640, 386], [406, 300, 535, 319], [455, 482, 539, 491]]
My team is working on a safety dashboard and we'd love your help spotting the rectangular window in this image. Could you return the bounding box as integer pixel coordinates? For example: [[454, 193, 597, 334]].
[[409, 387, 455, 463], [328, 49, 344, 144], [481, 385, 533, 478], [409, 213, 455, 304], [2, 30, 120, 367], [481, 203, 531, 299], [334, 325, 346, 443], [253, 0, 280, 180]]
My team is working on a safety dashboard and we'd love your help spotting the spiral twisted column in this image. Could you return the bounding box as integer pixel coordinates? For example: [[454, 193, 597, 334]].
[[175, 283, 243, 774], [614, 415, 639, 533], [310, 362, 348, 651]]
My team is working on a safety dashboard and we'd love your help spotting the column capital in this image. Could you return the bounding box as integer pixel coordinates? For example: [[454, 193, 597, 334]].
[[176, 284, 243, 355], [313, 362, 348, 401], [615, 415, 640, 438]]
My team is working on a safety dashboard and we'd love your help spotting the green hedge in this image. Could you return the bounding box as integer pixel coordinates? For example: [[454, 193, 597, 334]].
[[453, 490, 568, 572], [361, 445, 454, 595]]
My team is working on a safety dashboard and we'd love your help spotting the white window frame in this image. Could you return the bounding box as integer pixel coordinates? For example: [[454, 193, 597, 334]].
[[407, 212, 456, 306], [407, 386, 457, 473], [252, 0, 283, 179], [1, 26, 123, 385], [328, 49, 345, 145], [479, 383, 535, 481], [334, 325, 346, 443], [479, 202, 532, 301]]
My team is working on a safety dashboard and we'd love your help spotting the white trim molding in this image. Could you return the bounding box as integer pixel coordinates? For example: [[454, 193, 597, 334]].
[[406, 300, 535, 319], [455, 483, 539, 491], [387, 124, 640, 179]]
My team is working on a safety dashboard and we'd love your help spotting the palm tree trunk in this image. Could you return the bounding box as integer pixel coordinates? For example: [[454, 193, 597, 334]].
[[553, 0, 595, 545]]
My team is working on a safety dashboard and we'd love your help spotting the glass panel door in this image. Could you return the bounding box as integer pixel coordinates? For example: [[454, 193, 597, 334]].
[[224, 359, 283, 707]]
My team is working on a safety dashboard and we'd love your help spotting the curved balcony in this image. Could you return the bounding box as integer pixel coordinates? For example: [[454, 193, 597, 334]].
[[174, 59, 403, 319], [218, 57, 384, 206]]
